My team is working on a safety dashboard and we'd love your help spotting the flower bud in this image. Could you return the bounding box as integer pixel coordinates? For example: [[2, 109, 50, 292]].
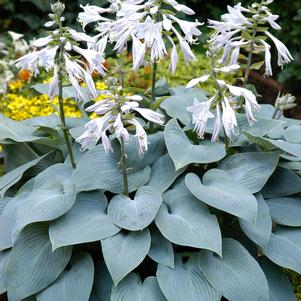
[[275, 93, 297, 110], [51, 1, 65, 16]]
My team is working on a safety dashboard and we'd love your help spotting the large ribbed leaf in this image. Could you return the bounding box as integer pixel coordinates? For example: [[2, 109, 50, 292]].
[[37, 253, 94, 301], [244, 132, 301, 159], [239, 194, 272, 249], [0, 154, 47, 197], [185, 171, 257, 222], [283, 125, 301, 144], [6, 224, 72, 301], [157, 254, 221, 301], [219, 152, 279, 193], [259, 258, 296, 301], [50, 192, 120, 250], [111, 274, 166, 301], [148, 227, 174, 268], [0, 197, 10, 215], [266, 197, 301, 226], [108, 186, 162, 231], [0, 250, 10, 294], [155, 186, 222, 256], [165, 119, 226, 170], [12, 183, 76, 241], [160, 88, 207, 125], [70, 143, 151, 194], [148, 154, 185, 193], [198, 238, 269, 301], [263, 227, 301, 273], [101, 229, 151, 285], [0, 191, 30, 251], [262, 167, 301, 198], [89, 262, 113, 301]]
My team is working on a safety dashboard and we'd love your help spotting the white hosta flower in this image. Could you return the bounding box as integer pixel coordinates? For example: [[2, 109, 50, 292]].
[[179, 39, 197, 62], [211, 104, 222, 142], [167, 36, 178, 73], [129, 119, 148, 156], [186, 75, 210, 88], [222, 97, 238, 140], [134, 108, 165, 125], [227, 84, 260, 125], [49, 66, 59, 99], [32, 36, 53, 48], [222, 5, 251, 27], [187, 98, 215, 138], [76, 113, 111, 151], [261, 40, 272, 76], [165, 0, 195, 15], [102, 127, 114, 153], [265, 31, 293, 66], [114, 113, 130, 141], [263, 13, 281, 30]]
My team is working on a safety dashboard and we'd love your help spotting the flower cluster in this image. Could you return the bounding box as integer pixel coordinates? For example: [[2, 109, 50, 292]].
[[14, 1, 106, 102], [76, 77, 164, 155], [187, 49, 259, 142], [208, 0, 293, 77], [79, 0, 202, 72]]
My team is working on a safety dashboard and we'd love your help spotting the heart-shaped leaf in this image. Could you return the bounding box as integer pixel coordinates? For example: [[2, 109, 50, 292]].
[[50, 192, 120, 250], [239, 194, 272, 249], [155, 186, 222, 256], [263, 226, 301, 274], [219, 152, 279, 193], [6, 224, 72, 301], [185, 171, 258, 222], [148, 227, 174, 268], [108, 186, 162, 231], [164, 119, 226, 170], [37, 253, 94, 301], [266, 197, 301, 226], [198, 238, 269, 301], [70, 143, 151, 194], [101, 229, 151, 285], [111, 274, 166, 301], [157, 254, 221, 301], [259, 258, 296, 301], [148, 154, 185, 193], [262, 167, 301, 198]]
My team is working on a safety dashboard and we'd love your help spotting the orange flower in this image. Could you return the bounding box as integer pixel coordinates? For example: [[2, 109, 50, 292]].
[[18, 70, 31, 82]]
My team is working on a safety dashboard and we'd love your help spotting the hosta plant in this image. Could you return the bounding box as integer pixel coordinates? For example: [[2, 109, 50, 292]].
[[0, 1, 300, 301]]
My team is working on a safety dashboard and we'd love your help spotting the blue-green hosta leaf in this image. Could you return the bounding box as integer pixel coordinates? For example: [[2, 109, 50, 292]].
[[6, 224, 72, 301], [0, 250, 10, 294], [157, 254, 221, 301], [108, 186, 162, 231], [0, 196, 10, 215], [0, 154, 47, 197], [283, 125, 301, 144], [12, 183, 76, 242], [111, 274, 166, 301], [37, 253, 94, 301], [263, 227, 301, 273], [198, 238, 269, 301], [0, 191, 30, 251], [33, 163, 73, 189], [155, 187, 222, 256], [239, 194, 272, 249], [148, 227, 174, 268], [147, 154, 185, 193], [160, 88, 207, 125], [70, 143, 151, 194], [266, 197, 301, 226], [244, 131, 301, 159], [0, 114, 37, 143], [219, 152, 279, 193], [165, 119, 226, 170], [101, 229, 151, 285], [185, 171, 258, 223], [262, 167, 301, 198], [259, 258, 296, 301], [50, 192, 120, 250], [89, 262, 113, 301]]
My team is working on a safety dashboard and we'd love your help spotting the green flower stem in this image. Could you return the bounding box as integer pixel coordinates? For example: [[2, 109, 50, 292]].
[[151, 61, 158, 104], [119, 53, 125, 88], [272, 107, 280, 119], [57, 27, 76, 169], [120, 137, 129, 196]]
